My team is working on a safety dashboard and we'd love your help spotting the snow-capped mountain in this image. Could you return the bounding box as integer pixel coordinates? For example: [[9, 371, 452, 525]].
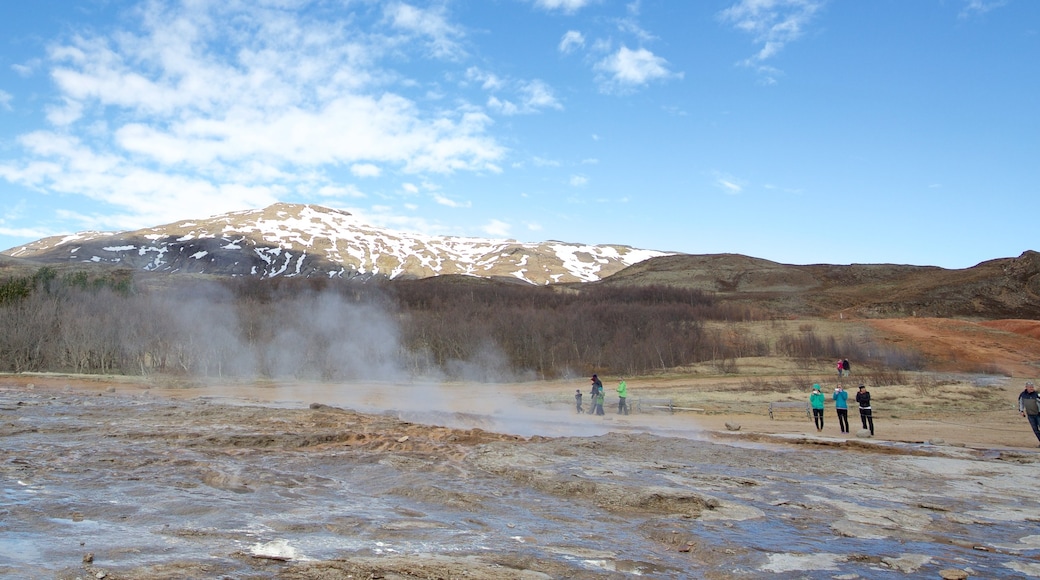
[[3, 203, 673, 284]]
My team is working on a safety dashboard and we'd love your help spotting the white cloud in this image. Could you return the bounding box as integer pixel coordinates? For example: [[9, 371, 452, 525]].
[[518, 79, 562, 111], [0, 90, 12, 111], [594, 46, 681, 91], [318, 184, 366, 198], [384, 2, 465, 60], [0, 2, 507, 233], [351, 163, 382, 177], [12, 62, 35, 77], [533, 0, 593, 15], [714, 172, 744, 194], [960, 0, 1008, 18], [466, 66, 506, 91], [559, 30, 585, 53], [481, 219, 511, 237], [719, 0, 825, 69], [402, 182, 420, 194], [433, 194, 471, 208], [569, 175, 588, 187], [469, 65, 561, 116], [487, 80, 562, 115]]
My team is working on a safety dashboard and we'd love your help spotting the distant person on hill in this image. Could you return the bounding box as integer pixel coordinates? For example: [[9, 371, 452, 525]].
[[594, 389, 605, 416], [617, 379, 629, 415], [832, 384, 850, 434], [1017, 381, 1040, 447], [810, 384, 825, 431], [575, 389, 584, 414], [856, 385, 874, 436], [836, 359, 844, 377], [842, 358, 851, 377]]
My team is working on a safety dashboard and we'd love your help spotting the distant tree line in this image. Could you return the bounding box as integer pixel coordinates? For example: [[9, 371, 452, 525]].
[[0, 268, 918, 379]]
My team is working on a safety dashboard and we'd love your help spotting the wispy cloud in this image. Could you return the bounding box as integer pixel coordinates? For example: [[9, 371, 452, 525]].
[[594, 46, 682, 92], [0, 2, 504, 233], [433, 194, 472, 208], [558, 30, 585, 53], [713, 171, 745, 194], [318, 184, 366, 198], [719, 0, 825, 81], [0, 90, 12, 111], [959, 0, 1009, 19], [468, 67, 562, 115], [351, 163, 382, 178], [532, 0, 594, 15], [569, 175, 588, 187], [480, 219, 511, 237], [384, 2, 466, 60]]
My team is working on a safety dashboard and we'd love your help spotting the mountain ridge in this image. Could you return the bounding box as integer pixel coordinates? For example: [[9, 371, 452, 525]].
[[4, 203, 1039, 320], [2, 203, 670, 285]]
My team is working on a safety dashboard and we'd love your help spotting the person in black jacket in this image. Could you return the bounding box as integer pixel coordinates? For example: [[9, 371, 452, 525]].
[[856, 385, 873, 436], [1018, 381, 1040, 446]]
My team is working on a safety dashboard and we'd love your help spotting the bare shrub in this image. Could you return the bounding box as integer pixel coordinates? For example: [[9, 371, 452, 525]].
[[739, 377, 789, 393], [860, 369, 908, 387]]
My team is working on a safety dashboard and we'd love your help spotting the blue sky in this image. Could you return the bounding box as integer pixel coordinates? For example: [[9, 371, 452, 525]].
[[0, 0, 1036, 268]]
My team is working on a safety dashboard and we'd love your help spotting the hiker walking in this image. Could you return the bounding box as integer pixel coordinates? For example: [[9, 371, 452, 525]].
[[810, 384, 825, 431], [833, 384, 850, 434], [856, 385, 874, 436], [590, 374, 603, 399], [617, 379, 629, 415], [836, 359, 844, 377], [575, 389, 584, 414], [593, 388, 605, 416], [842, 358, 851, 377], [1018, 380, 1040, 447]]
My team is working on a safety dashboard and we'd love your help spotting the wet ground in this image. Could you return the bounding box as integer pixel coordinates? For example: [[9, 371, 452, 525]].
[[2, 380, 1040, 579]]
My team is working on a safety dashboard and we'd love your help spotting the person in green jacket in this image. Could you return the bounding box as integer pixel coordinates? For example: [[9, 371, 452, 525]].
[[810, 384, 825, 431], [617, 379, 629, 415]]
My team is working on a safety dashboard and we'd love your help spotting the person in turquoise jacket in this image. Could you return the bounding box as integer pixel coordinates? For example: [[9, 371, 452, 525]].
[[832, 384, 849, 433], [810, 384, 825, 431]]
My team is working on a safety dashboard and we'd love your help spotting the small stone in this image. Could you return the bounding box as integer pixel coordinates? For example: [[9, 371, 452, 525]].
[[83, 552, 94, 564], [939, 568, 969, 580], [396, 436, 409, 443], [928, 439, 945, 445], [856, 429, 872, 438], [724, 422, 741, 431]]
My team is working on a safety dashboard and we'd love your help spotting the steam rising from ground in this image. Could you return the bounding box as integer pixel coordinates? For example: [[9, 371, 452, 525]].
[[155, 282, 628, 438]]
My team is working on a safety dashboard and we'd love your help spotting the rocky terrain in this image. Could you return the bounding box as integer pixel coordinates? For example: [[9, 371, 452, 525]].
[[3, 374, 1040, 579]]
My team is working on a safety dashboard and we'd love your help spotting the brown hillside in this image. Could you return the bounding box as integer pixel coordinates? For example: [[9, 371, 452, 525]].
[[601, 251, 1040, 319], [867, 318, 1040, 377]]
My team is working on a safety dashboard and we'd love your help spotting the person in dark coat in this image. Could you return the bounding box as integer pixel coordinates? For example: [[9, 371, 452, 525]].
[[1018, 381, 1040, 446], [856, 385, 874, 436]]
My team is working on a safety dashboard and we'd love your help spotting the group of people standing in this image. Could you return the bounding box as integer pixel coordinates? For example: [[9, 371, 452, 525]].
[[576, 374, 628, 416], [810, 383, 873, 436]]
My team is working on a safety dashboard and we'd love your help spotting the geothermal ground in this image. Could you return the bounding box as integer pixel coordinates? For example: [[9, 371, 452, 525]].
[[2, 373, 1040, 579]]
